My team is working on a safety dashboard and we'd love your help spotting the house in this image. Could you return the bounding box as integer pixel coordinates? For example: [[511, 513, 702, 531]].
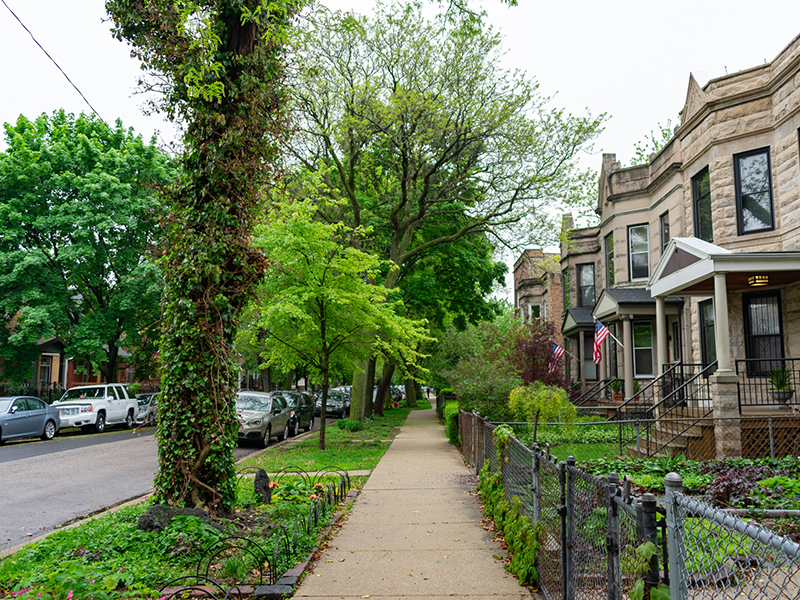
[[513, 249, 562, 344], [519, 32, 800, 458]]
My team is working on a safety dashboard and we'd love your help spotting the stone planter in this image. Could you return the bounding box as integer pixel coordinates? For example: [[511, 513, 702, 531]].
[[768, 389, 794, 403]]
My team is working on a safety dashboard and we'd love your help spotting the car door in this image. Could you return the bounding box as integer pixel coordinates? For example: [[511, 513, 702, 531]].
[[5, 398, 31, 437], [25, 397, 47, 436]]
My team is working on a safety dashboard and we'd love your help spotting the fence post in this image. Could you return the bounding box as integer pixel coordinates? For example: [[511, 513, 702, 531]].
[[472, 411, 480, 474], [641, 493, 660, 593], [636, 420, 641, 459], [565, 456, 576, 600], [664, 473, 686, 600], [606, 472, 622, 600], [532, 443, 541, 525], [559, 461, 568, 600], [768, 414, 775, 459]]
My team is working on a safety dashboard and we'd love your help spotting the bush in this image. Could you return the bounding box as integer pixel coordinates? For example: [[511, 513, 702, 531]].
[[444, 402, 460, 445], [336, 418, 364, 432]]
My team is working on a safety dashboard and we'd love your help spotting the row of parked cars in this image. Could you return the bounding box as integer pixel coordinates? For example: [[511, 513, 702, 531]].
[[1, 382, 359, 446]]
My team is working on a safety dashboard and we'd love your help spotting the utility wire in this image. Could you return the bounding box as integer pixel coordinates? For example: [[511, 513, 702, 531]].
[[1, 0, 108, 126]]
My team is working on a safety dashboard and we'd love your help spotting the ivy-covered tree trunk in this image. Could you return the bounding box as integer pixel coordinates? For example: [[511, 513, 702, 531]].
[[107, 0, 293, 512]]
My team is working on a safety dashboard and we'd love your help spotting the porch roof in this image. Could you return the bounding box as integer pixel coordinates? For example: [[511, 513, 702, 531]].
[[562, 307, 594, 336], [593, 287, 683, 321], [648, 237, 800, 297]]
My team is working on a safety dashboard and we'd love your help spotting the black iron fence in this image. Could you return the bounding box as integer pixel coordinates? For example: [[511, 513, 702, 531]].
[[736, 357, 800, 409], [461, 409, 800, 600], [0, 381, 65, 403]]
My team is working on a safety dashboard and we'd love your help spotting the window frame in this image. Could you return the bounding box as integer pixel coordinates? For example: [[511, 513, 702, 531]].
[[627, 224, 650, 281], [632, 320, 654, 378], [692, 168, 713, 242], [605, 233, 615, 287], [734, 147, 775, 236], [699, 299, 717, 372], [660, 212, 670, 254], [577, 263, 595, 308]]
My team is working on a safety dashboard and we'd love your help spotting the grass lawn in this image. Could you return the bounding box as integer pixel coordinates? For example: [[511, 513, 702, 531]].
[[240, 398, 432, 473], [548, 442, 618, 463]]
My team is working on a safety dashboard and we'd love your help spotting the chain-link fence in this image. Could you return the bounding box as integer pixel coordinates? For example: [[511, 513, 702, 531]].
[[460, 409, 800, 600]]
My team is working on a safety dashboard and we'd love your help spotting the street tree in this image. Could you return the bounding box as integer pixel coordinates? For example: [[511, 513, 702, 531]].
[[290, 2, 604, 411], [250, 180, 430, 449], [106, 0, 297, 512], [0, 110, 174, 383]]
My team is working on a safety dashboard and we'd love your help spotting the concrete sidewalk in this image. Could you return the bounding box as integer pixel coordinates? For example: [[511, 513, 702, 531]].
[[294, 407, 531, 600]]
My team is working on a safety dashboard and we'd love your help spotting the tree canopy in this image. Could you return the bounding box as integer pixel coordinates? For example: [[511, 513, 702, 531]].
[[0, 110, 174, 383]]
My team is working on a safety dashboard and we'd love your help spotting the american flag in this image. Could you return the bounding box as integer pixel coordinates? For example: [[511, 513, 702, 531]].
[[593, 320, 610, 364], [548, 342, 565, 373]]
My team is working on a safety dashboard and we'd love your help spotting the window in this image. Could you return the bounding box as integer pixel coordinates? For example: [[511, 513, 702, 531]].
[[529, 303, 541, 319], [633, 321, 654, 377], [744, 292, 784, 375], [693, 169, 713, 242], [660, 212, 670, 254], [583, 334, 598, 380], [605, 233, 615, 286], [699, 299, 717, 371], [734, 148, 774, 235], [628, 224, 650, 280], [38, 356, 52, 386], [563, 268, 570, 308], [577, 264, 595, 307]]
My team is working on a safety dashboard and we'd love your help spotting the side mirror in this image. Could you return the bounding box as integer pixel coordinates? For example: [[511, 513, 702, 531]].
[[272, 406, 281, 415], [10, 406, 18, 414]]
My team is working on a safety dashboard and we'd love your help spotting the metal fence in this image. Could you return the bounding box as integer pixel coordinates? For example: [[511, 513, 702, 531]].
[[460, 409, 800, 600]]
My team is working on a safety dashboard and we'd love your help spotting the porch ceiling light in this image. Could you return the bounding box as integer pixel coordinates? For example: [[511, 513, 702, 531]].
[[748, 274, 769, 287]]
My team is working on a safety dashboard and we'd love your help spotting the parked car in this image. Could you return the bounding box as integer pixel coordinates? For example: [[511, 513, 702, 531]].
[[0, 396, 61, 443], [235, 391, 292, 448], [280, 390, 315, 436], [53, 384, 138, 433], [315, 389, 351, 419], [135, 393, 159, 426]]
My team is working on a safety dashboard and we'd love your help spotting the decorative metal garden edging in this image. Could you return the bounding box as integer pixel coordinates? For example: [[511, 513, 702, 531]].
[[161, 466, 353, 597]]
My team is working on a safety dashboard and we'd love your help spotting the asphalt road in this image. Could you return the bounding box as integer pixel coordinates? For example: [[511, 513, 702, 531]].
[[0, 419, 324, 554]]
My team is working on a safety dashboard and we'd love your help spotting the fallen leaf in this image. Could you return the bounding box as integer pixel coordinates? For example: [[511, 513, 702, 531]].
[[427, 530, 432, 533], [339, 559, 346, 562], [316, 574, 322, 577], [413, 510, 419, 513], [327, 560, 333, 563]]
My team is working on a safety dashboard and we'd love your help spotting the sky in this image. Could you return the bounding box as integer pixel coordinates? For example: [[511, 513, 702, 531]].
[[2, 0, 799, 298]]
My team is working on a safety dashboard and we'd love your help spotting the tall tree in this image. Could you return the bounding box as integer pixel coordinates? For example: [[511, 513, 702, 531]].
[[249, 186, 429, 448], [106, 0, 297, 512], [291, 2, 603, 410], [0, 110, 173, 383]]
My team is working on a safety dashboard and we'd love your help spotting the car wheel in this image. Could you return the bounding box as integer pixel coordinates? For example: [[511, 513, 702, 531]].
[[93, 412, 106, 433], [0, 428, 4, 444], [278, 421, 289, 441], [259, 425, 271, 449], [305, 415, 314, 432], [125, 410, 134, 429], [41, 420, 57, 441]]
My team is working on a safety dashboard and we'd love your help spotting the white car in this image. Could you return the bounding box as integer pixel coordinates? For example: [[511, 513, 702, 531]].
[[54, 384, 138, 433]]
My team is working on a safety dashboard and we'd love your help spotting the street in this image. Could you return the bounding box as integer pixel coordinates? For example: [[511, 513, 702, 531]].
[[0, 419, 324, 554]]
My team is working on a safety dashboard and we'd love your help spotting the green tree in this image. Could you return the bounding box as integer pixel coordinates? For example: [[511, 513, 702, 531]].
[[292, 2, 603, 410], [628, 119, 675, 166], [106, 0, 297, 511], [250, 184, 430, 449], [0, 110, 173, 383]]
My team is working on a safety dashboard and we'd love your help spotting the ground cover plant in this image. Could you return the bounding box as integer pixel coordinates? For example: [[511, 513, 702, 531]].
[[0, 474, 343, 599], [240, 403, 416, 473]]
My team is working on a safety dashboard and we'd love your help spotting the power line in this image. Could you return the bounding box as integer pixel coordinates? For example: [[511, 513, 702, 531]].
[[1, 0, 108, 126]]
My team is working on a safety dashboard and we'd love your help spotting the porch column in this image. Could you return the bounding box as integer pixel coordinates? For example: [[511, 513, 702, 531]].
[[711, 372, 742, 458], [622, 316, 634, 398], [656, 297, 667, 375], [713, 273, 733, 374], [578, 330, 586, 389]]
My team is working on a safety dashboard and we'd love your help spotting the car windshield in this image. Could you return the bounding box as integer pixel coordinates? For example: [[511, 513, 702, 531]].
[[236, 395, 271, 412], [59, 387, 105, 401], [0, 399, 11, 412]]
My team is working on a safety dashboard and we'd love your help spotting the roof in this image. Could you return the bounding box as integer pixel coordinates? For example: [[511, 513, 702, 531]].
[[603, 288, 683, 305], [562, 307, 595, 336]]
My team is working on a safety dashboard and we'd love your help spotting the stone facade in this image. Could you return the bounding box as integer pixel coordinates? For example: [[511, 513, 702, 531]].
[[513, 249, 563, 345]]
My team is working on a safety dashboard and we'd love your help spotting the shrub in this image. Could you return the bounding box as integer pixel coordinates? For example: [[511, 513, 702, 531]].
[[444, 402, 460, 445], [336, 419, 364, 432]]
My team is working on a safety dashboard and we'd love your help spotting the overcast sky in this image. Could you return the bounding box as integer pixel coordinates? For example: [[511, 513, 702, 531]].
[[2, 0, 799, 298]]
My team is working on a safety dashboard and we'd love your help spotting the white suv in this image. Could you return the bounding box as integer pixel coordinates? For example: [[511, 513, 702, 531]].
[[54, 384, 138, 433]]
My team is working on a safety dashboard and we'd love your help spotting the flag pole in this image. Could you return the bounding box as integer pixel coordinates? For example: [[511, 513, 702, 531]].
[[596, 319, 624, 348]]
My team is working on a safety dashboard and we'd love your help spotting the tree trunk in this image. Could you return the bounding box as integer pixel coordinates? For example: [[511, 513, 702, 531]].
[[349, 361, 367, 421], [374, 360, 395, 416], [404, 377, 416, 407], [259, 365, 271, 392], [363, 356, 376, 419]]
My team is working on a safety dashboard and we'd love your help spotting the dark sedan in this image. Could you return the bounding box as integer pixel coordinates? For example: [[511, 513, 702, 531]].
[[280, 390, 315, 436], [0, 396, 61, 443], [315, 389, 351, 419]]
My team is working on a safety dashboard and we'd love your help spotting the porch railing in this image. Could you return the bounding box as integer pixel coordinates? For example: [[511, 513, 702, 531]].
[[573, 378, 620, 407], [615, 362, 717, 457], [736, 357, 800, 410]]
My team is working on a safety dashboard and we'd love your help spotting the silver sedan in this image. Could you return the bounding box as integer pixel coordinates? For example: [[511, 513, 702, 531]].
[[0, 396, 61, 443]]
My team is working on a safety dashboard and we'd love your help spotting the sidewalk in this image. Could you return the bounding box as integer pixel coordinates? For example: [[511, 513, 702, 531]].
[[294, 406, 532, 599]]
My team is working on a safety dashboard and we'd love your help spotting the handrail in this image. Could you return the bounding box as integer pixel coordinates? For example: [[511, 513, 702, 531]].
[[614, 362, 682, 414], [574, 379, 618, 407]]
